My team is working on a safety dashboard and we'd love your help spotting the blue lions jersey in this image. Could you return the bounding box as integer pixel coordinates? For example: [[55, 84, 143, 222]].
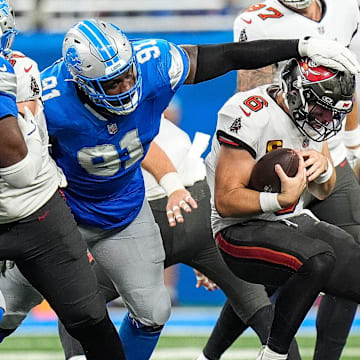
[[41, 39, 189, 229], [0, 56, 17, 119]]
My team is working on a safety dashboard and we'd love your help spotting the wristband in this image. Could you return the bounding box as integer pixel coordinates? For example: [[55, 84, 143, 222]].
[[344, 127, 360, 148], [259, 192, 283, 213], [159, 172, 185, 196], [314, 158, 333, 184]]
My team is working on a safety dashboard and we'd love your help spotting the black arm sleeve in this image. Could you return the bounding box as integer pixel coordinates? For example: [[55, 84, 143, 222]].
[[193, 39, 299, 84]]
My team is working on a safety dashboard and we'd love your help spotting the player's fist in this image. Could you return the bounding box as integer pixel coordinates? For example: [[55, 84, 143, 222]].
[[298, 37, 360, 74]]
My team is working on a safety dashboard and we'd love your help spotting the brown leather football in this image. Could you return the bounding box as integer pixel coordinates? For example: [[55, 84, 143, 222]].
[[248, 148, 299, 193]]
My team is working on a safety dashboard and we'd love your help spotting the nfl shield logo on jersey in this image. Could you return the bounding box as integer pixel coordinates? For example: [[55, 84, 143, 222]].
[[107, 123, 118, 135]]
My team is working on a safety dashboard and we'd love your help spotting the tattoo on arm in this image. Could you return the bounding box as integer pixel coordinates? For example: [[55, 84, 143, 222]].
[[237, 64, 276, 92]]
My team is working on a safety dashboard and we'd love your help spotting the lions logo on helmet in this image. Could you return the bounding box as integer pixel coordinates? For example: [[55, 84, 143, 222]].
[[65, 46, 83, 74]]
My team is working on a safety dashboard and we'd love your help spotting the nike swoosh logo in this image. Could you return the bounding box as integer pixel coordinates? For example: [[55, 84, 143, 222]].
[[241, 17, 252, 24], [0, 64, 7, 72], [239, 105, 251, 117], [24, 65, 33, 73]]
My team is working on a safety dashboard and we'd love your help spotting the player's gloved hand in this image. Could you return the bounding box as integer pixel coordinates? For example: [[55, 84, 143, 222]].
[[17, 106, 38, 139], [298, 37, 360, 74], [194, 269, 219, 291]]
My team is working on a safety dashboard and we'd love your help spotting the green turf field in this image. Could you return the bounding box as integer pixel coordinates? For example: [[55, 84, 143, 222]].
[[0, 334, 359, 359]]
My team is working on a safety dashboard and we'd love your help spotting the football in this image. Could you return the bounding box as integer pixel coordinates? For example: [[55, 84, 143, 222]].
[[248, 148, 299, 193]]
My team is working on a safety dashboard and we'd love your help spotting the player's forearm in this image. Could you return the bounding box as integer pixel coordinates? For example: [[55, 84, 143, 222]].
[[142, 142, 178, 183], [187, 39, 299, 84], [214, 187, 262, 218]]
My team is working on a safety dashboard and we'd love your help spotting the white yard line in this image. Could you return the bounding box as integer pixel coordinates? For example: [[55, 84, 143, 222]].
[[1, 348, 360, 360]]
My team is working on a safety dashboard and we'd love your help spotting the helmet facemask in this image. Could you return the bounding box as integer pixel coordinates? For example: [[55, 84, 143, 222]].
[[63, 19, 142, 115], [282, 58, 355, 142], [76, 56, 142, 115]]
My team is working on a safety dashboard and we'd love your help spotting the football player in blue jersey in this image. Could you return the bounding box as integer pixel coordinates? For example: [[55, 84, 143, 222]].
[[0, 2, 126, 359], [39, 19, 360, 360]]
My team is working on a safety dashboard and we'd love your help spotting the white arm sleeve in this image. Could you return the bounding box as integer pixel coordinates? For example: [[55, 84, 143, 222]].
[[0, 141, 42, 188], [0, 109, 43, 188]]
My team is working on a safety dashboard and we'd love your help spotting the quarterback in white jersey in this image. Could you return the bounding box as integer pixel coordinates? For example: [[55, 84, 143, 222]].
[[233, 0, 360, 167], [206, 83, 323, 234], [205, 58, 360, 360], [216, 2, 360, 360]]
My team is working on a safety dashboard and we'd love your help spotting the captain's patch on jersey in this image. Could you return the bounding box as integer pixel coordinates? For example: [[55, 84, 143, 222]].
[[266, 140, 283, 153]]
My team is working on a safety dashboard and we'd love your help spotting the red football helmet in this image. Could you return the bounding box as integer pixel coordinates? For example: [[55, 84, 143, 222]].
[[281, 58, 355, 142]]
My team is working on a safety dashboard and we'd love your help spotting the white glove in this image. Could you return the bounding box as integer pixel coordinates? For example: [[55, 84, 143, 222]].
[[17, 106, 37, 138], [298, 37, 360, 74]]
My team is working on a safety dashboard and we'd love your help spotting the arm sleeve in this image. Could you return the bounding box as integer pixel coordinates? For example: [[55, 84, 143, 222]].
[[0, 138, 42, 188], [194, 39, 299, 84], [0, 111, 43, 188]]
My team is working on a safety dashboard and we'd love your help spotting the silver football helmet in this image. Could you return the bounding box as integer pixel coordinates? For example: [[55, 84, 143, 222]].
[[0, 0, 17, 56], [280, 0, 314, 9], [281, 58, 355, 142], [63, 19, 142, 115]]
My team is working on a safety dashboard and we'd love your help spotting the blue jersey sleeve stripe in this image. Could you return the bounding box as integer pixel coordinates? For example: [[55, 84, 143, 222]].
[[171, 44, 190, 92]]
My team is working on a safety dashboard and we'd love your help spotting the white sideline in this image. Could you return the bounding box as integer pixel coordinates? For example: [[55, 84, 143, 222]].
[[0, 348, 360, 360]]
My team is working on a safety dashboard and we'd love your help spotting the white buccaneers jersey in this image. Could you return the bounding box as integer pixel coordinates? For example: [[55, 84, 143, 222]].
[[0, 52, 65, 223], [205, 85, 323, 235], [233, 0, 360, 166], [143, 116, 210, 200]]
